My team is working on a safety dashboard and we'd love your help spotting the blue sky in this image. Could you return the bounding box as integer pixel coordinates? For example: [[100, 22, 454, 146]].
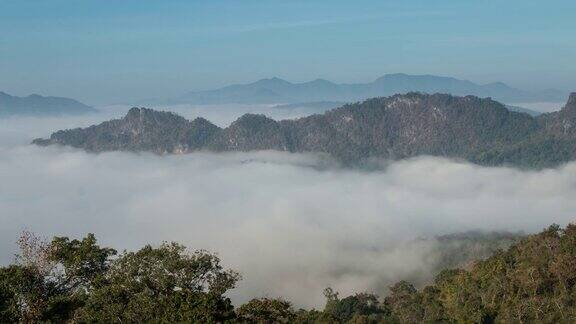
[[0, 0, 574, 104]]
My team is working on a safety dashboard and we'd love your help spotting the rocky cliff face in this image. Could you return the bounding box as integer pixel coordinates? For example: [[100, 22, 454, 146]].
[[33, 93, 576, 168], [539, 93, 576, 137]]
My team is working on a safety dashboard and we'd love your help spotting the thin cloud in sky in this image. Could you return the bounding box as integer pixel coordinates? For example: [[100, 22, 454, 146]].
[[214, 11, 450, 34]]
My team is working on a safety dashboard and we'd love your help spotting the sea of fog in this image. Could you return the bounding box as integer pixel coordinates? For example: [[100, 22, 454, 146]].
[[1, 103, 575, 308]]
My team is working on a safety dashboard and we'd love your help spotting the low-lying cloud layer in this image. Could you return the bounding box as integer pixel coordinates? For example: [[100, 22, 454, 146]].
[[1, 110, 576, 308]]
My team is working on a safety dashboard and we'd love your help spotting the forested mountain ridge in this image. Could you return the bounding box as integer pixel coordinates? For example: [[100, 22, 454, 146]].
[[34, 92, 576, 168], [0, 91, 96, 117], [318, 223, 576, 323]]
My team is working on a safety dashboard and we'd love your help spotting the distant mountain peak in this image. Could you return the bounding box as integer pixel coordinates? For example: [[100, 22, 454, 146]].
[[486, 81, 508, 86], [0, 91, 95, 117], [375, 73, 461, 81], [377, 73, 410, 79], [483, 81, 515, 90], [254, 77, 292, 85]]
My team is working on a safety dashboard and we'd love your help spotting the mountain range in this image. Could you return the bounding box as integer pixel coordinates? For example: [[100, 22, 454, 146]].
[[146, 74, 567, 106], [34, 92, 576, 168], [0, 92, 96, 117]]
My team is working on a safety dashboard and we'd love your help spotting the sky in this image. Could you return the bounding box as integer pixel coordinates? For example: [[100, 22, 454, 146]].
[[0, 0, 575, 104]]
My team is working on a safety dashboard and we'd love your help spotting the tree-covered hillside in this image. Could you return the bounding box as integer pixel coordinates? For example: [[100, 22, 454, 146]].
[[2, 224, 576, 323]]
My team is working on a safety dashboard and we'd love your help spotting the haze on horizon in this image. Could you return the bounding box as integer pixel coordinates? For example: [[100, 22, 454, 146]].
[[1, 0, 575, 104]]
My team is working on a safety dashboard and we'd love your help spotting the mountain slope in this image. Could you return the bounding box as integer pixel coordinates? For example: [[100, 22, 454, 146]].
[[171, 74, 566, 105], [0, 92, 96, 117], [34, 92, 576, 168], [318, 224, 576, 323]]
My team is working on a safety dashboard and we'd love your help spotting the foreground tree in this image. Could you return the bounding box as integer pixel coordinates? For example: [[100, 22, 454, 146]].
[[236, 297, 296, 323], [323, 288, 391, 322], [74, 243, 240, 322], [0, 233, 239, 323], [0, 231, 115, 322]]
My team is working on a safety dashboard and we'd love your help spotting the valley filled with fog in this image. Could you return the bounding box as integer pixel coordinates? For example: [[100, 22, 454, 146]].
[[1, 105, 575, 308]]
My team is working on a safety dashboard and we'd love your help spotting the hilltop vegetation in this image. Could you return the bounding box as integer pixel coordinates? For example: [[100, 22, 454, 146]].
[[35, 92, 576, 169], [2, 224, 576, 323]]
